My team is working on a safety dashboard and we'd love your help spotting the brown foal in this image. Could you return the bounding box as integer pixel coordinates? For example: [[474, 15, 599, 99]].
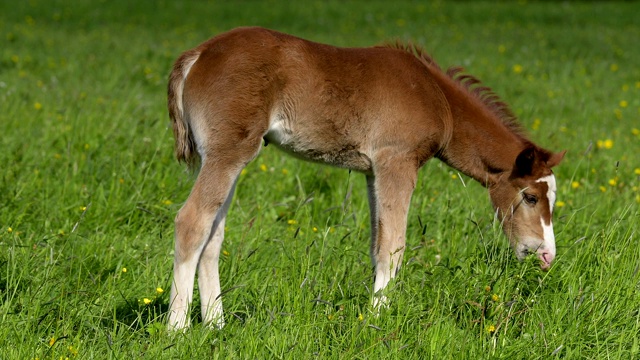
[[166, 27, 565, 330]]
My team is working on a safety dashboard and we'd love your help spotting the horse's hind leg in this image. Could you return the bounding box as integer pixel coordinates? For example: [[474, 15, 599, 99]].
[[168, 137, 262, 331], [197, 178, 237, 329]]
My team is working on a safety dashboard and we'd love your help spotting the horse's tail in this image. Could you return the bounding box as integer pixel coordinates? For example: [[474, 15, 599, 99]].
[[168, 49, 201, 170]]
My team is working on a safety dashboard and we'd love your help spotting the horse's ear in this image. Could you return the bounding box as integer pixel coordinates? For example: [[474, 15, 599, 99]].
[[546, 150, 566, 168], [513, 147, 536, 176]]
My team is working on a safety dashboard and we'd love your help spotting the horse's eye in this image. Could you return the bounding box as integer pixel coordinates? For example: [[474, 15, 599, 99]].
[[523, 193, 538, 205]]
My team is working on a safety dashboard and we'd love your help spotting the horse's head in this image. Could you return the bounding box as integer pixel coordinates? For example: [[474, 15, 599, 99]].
[[489, 146, 565, 270]]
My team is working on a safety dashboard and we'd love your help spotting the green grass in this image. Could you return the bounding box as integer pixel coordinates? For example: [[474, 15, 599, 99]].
[[1, 0, 639, 358]]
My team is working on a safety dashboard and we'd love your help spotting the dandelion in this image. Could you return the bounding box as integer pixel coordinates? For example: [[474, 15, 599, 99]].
[[451, 174, 457, 180], [222, 250, 230, 256], [555, 201, 565, 208], [84, 143, 90, 150], [80, 206, 86, 211], [156, 287, 164, 294], [632, 128, 640, 136], [614, 109, 622, 120], [599, 186, 607, 193], [512, 64, 523, 74], [49, 337, 56, 346], [635, 168, 640, 175], [619, 100, 628, 108], [487, 324, 496, 334], [241, 169, 248, 176], [287, 219, 297, 225], [491, 294, 500, 302], [260, 164, 267, 172], [119, 178, 125, 184], [327, 314, 333, 320], [163, 199, 173, 205], [610, 63, 618, 72], [532, 118, 541, 130], [68, 345, 78, 356], [143, 298, 152, 305], [571, 181, 580, 189], [608, 178, 617, 187], [312, 227, 318, 232], [357, 313, 364, 321], [596, 139, 613, 149], [34, 102, 42, 110], [282, 168, 289, 175], [122, 267, 127, 273], [7, 227, 12, 233]]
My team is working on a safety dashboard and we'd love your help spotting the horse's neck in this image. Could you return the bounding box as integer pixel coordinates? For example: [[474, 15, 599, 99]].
[[435, 84, 525, 186]]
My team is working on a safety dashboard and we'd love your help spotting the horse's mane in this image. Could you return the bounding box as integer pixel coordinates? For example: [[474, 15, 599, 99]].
[[381, 41, 528, 139]]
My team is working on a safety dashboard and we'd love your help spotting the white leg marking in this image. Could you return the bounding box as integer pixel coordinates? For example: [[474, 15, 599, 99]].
[[168, 241, 205, 330]]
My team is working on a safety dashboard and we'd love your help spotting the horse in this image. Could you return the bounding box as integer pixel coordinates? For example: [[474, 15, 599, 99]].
[[166, 27, 565, 330]]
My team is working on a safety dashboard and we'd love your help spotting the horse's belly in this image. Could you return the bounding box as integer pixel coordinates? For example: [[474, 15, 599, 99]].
[[264, 111, 372, 173]]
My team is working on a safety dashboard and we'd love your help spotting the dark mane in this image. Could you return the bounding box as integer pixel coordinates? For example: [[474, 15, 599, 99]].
[[381, 41, 528, 139]]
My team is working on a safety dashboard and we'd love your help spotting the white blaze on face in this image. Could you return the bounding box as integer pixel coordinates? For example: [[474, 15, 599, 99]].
[[535, 174, 557, 265]]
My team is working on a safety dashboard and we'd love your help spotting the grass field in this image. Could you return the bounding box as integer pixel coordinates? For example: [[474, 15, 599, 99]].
[[1, 0, 639, 358]]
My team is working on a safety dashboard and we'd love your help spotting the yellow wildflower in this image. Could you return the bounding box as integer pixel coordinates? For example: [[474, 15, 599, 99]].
[[156, 287, 164, 294], [512, 64, 523, 74], [451, 174, 457, 179], [484, 285, 491, 292], [282, 168, 289, 175], [143, 298, 152, 305], [287, 219, 297, 225], [312, 227, 318, 232], [634, 168, 640, 175], [7, 227, 12, 233], [68, 345, 78, 356], [34, 102, 42, 110], [632, 128, 640, 136], [49, 337, 56, 346], [163, 199, 173, 205], [614, 109, 622, 120], [571, 181, 580, 189], [122, 267, 127, 273], [610, 63, 618, 72], [498, 45, 506, 54], [487, 324, 496, 334], [532, 118, 541, 130], [222, 250, 230, 256], [491, 294, 500, 302], [555, 201, 565, 208], [619, 100, 628, 108], [260, 164, 267, 172], [357, 313, 364, 321], [241, 169, 248, 176], [599, 186, 607, 193], [608, 177, 618, 186]]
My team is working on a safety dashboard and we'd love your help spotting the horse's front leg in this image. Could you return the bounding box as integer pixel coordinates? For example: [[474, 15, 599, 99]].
[[366, 155, 417, 308]]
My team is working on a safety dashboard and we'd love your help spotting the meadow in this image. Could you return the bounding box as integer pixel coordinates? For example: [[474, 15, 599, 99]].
[[1, 0, 639, 358]]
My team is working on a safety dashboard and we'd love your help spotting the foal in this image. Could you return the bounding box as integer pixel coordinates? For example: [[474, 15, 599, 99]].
[[166, 27, 564, 330]]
